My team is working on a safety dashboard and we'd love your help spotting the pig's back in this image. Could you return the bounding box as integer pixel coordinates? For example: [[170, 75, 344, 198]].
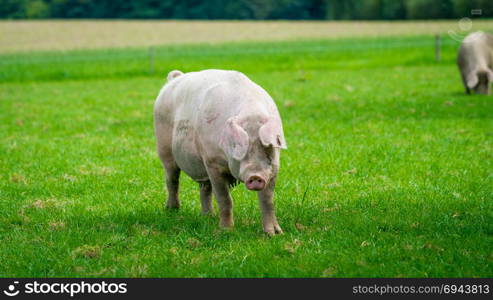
[[459, 32, 493, 69], [172, 69, 277, 123]]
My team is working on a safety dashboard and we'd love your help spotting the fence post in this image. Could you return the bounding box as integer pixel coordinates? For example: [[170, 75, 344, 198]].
[[435, 34, 441, 62], [149, 46, 155, 74]]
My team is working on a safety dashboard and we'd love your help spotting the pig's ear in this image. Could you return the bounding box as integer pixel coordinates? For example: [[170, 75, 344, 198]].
[[259, 118, 287, 149], [466, 73, 479, 89], [221, 117, 249, 160]]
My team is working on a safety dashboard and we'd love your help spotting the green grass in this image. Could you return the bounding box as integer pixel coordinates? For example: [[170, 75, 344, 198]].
[[0, 35, 492, 277], [0, 35, 461, 82]]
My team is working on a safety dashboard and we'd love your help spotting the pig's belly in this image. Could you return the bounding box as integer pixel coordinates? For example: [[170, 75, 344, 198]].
[[171, 122, 209, 182]]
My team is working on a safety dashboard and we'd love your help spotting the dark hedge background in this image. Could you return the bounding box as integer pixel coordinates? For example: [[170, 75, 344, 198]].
[[1, 0, 492, 20]]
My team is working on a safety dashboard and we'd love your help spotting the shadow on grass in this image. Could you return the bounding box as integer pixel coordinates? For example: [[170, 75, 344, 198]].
[[65, 205, 269, 242]]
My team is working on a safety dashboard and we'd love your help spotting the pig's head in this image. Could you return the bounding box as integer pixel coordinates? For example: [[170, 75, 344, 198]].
[[220, 115, 287, 191], [467, 69, 493, 95]]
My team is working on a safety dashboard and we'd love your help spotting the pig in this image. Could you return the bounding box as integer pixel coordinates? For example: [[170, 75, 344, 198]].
[[153, 69, 287, 235], [457, 31, 493, 95]]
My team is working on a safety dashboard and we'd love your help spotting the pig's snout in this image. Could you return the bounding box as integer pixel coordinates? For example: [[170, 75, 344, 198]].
[[245, 175, 266, 191]]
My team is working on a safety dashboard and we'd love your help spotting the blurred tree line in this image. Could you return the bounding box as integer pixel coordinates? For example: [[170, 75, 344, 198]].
[[1, 0, 492, 20]]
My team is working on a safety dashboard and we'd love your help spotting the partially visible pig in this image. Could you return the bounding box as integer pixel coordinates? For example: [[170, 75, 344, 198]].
[[457, 31, 493, 95], [154, 69, 287, 235]]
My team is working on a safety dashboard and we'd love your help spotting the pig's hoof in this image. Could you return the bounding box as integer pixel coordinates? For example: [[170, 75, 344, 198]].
[[265, 224, 283, 236], [201, 209, 214, 216], [219, 219, 234, 229], [165, 201, 180, 210], [219, 225, 234, 233]]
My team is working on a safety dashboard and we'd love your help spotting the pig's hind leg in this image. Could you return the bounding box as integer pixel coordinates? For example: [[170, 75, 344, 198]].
[[163, 161, 181, 209], [156, 135, 181, 209], [199, 181, 213, 215]]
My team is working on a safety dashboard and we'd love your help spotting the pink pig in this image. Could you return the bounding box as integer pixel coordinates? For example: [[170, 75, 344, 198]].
[[457, 31, 493, 95], [154, 69, 287, 235]]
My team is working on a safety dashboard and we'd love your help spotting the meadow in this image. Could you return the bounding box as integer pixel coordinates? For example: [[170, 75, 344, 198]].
[[0, 22, 492, 277]]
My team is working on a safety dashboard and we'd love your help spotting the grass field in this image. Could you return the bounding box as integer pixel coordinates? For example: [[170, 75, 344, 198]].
[[1, 22, 493, 277]]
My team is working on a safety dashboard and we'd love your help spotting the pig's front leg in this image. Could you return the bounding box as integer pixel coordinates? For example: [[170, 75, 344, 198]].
[[258, 177, 283, 236], [206, 168, 234, 228]]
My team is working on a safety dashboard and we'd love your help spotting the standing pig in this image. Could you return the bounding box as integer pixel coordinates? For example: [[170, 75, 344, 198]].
[[154, 69, 287, 235], [457, 31, 493, 95]]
